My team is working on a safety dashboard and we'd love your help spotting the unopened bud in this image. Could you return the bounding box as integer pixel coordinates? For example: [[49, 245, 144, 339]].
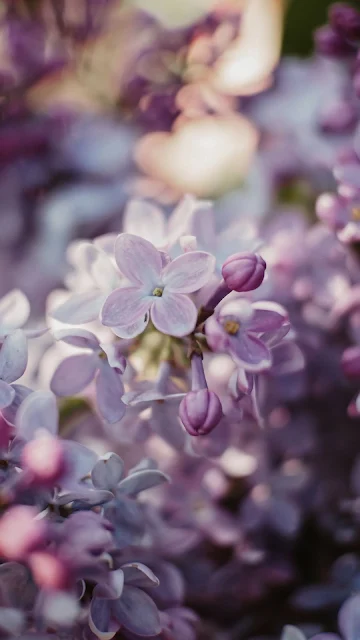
[[179, 389, 223, 436], [222, 252, 266, 293]]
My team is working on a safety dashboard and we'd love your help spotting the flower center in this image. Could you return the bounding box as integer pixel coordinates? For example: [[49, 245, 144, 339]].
[[224, 320, 240, 335], [352, 206, 360, 221], [152, 287, 164, 297]]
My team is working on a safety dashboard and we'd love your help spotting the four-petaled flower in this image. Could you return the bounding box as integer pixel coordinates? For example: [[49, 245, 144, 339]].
[[101, 233, 215, 338], [205, 299, 289, 372], [50, 328, 126, 424]]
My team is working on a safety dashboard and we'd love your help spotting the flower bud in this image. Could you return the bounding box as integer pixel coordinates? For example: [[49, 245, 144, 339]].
[[342, 346, 360, 378], [329, 3, 360, 41], [314, 25, 352, 57], [0, 506, 47, 561], [222, 252, 266, 293], [21, 435, 67, 487], [179, 389, 223, 436]]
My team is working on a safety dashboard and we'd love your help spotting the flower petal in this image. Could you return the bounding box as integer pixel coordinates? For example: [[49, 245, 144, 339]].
[[114, 233, 162, 287], [51, 291, 105, 324], [112, 586, 161, 637], [2, 385, 32, 426], [111, 315, 150, 339], [53, 328, 100, 350], [0, 330, 28, 384], [121, 563, 159, 589], [16, 391, 58, 440], [162, 251, 215, 293], [50, 354, 98, 396], [100, 343, 126, 372], [230, 334, 272, 372], [101, 287, 151, 333], [151, 292, 197, 337], [151, 400, 187, 450], [0, 290, 30, 333], [117, 469, 169, 496], [92, 453, 124, 491], [95, 365, 126, 424], [62, 440, 98, 482], [124, 199, 166, 247], [0, 382, 15, 410], [247, 301, 288, 333], [90, 596, 119, 640]]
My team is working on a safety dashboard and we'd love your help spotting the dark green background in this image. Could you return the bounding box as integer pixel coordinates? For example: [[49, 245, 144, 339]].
[[283, 0, 357, 56]]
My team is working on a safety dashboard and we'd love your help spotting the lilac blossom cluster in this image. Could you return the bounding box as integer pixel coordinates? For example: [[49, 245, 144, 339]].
[[4, 1, 360, 640]]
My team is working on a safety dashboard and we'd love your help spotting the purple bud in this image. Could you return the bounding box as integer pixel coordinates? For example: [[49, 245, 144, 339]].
[[222, 252, 266, 293], [0, 506, 47, 561], [342, 346, 360, 378], [179, 389, 223, 436], [314, 25, 353, 56], [22, 436, 67, 487], [329, 3, 360, 41]]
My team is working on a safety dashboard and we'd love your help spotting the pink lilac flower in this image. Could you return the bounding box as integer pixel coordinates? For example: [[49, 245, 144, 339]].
[[205, 298, 289, 372], [50, 328, 126, 424], [101, 233, 215, 338]]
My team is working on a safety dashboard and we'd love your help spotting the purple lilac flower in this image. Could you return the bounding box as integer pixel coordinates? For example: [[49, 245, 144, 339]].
[[50, 328, 126, 424], [205, 298, 289, 372], [51, 239, 123, 326], [13, 390, 99, 501], [101, 233, 215, 338], [92, 454, 169, 548], [123, 362, 188, 450], [89, 561, 161, 639]]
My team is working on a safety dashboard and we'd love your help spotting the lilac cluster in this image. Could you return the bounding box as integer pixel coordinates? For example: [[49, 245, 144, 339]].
[[4, 1, 360, 640]]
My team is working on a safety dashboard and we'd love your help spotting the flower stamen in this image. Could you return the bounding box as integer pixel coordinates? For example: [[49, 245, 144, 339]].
[[223, 320, 240, 335], [352, 206, 360, 221], [152, 287, 164, 297]]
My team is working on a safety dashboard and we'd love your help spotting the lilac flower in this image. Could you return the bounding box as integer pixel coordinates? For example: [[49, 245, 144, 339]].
[[123, 195, 203, 252], [14, 391, 99, 501], [101, 233, 215, 338], [0, 329, 34, 428], [205, 299, 289, 372], [50, 328, 126, 424], [51, 240, 123, 326], [89, 561, 161, 639], [91, 454, 169, 548], [123, 362, 187, 450]]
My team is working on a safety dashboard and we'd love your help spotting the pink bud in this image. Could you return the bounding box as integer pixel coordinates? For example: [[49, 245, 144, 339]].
[[29, 551, 70, 590], [342, 346, 360, 378], [222, 252, 266, 293], [22, 436, 67, 486], [0, 506, 47, 561], [179, 389, 223, 436]]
